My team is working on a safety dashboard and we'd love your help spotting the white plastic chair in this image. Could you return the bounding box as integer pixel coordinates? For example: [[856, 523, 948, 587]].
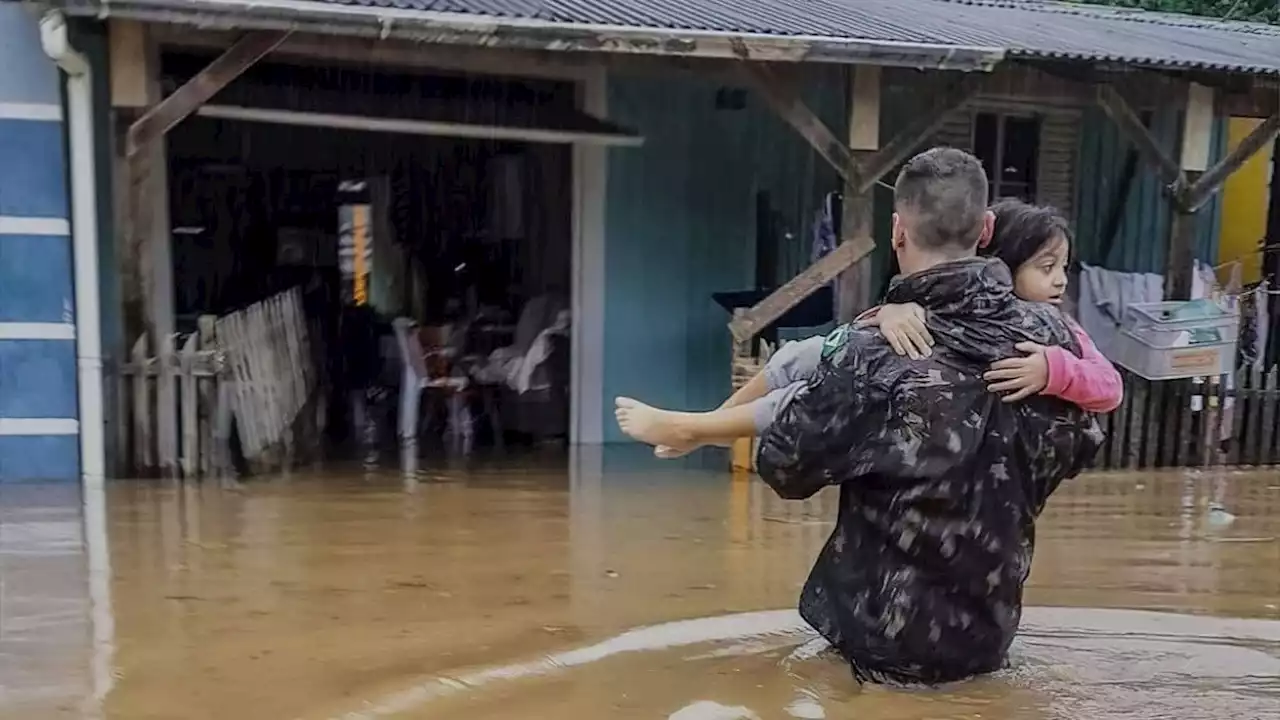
[[392, 318, 471, 448]]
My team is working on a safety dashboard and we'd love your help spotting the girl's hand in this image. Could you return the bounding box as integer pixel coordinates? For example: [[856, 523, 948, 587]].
[[867, 303, 933, 359], [984, 342, 1049, 401]]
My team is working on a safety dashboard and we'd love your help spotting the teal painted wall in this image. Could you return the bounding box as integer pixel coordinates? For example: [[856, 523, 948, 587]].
[[1075, 106, 1226, 273], [600, 67, 846, 442]]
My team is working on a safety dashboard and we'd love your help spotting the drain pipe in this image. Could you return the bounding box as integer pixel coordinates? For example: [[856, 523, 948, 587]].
[[39, 21, 115, 716], [40, 11, 106, 490]]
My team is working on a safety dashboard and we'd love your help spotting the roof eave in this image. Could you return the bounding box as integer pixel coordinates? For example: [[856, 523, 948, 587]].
[[54, 0, 1007, 71]]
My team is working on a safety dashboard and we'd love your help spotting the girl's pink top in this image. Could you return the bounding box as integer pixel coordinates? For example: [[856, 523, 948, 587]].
[[1042, 319, 1123, 413], [855, 306, 1123, 413]]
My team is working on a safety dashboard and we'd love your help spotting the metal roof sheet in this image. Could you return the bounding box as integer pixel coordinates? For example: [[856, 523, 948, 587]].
[[56, 0, 1280, 75]]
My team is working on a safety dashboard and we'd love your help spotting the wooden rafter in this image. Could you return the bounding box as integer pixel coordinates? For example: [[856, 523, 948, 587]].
[[1095, 85, 1187, 197], [736, 62, 857, 182], [727, 70, 980, 342]]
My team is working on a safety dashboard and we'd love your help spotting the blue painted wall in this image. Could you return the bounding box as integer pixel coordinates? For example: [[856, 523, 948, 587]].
[[600, 67, 847, 441], [0, 5, 78, 482], [1075, 106, 1226, 273]]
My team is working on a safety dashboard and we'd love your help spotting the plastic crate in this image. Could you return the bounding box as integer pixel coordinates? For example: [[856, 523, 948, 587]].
[[1111, 299, 1239, 380]]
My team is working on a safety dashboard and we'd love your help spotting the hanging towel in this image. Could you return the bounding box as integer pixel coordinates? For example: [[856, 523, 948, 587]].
[[1076, 263, 1163, 361]]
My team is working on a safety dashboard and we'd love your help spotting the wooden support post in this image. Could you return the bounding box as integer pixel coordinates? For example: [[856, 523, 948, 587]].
[[727, 71, 979, 341], [1166, 83, 1214, 300], [837, 65, 880, 323]]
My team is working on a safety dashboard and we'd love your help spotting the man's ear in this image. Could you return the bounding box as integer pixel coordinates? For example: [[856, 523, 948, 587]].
[[891, 213, 906, 251], [977, 210, 995, 248]]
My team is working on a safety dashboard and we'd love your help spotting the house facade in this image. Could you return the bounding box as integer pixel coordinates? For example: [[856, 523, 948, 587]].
[[1, 0, 1277, 481]]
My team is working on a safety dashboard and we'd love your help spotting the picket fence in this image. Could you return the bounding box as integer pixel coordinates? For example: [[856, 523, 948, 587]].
[[1095, 367, 1280, 470], [118, 287, 319, 478]]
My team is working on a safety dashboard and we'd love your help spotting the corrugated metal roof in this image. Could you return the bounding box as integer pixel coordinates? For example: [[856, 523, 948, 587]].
[[61, 0, 1280, 75]]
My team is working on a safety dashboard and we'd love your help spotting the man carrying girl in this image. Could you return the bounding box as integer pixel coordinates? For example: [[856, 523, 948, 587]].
[[616, 148, 1105, 686]]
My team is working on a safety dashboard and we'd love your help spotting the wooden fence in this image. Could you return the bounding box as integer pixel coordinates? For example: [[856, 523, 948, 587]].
[[1094, 367, 1280, 470], [118, 287, 319, 478]]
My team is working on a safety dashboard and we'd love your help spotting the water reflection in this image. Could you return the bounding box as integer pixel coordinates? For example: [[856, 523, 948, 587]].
[[0, 452, 1276, 719]]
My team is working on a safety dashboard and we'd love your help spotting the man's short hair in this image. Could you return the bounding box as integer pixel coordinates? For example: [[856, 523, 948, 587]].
[[893, 148, 989, 253]]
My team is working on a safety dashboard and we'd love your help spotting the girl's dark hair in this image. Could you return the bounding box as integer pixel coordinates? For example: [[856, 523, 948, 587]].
[[980, 198, 1073, 272]]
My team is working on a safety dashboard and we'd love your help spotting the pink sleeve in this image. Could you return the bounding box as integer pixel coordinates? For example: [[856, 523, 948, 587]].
[[1042, 322, 1124, 413]]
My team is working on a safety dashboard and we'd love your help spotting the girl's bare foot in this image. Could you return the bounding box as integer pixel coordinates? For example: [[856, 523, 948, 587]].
[[615, 397, 698, 452], [654, 444, 692, 459]]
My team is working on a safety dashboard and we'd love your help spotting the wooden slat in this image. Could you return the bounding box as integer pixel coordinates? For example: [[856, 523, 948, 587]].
[[179, 333, 200, 478], [157, 333, 178, 476], [1254, 366, 1274, 461], [1245, 367, 1265, 465], [130, 335, 152, 473], [198, 316, 218, 478]]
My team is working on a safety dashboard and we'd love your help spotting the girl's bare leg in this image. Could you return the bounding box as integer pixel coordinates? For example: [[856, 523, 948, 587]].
[[652, 371, 771, 458], [615, 397, 760, 453]]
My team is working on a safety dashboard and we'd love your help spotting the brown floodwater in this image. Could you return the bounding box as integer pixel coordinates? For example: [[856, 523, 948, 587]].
[[2, 448, 1279, 719]]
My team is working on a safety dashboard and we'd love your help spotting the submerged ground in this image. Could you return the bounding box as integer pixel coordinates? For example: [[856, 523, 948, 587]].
[[2, 449, 1278, 719]]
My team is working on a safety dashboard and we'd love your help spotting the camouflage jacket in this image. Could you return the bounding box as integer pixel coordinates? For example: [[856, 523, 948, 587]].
[[756, 257, 1103, 684]]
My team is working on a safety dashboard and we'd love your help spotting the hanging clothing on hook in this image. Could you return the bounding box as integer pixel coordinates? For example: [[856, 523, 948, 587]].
[[810, 191, 842, 323]]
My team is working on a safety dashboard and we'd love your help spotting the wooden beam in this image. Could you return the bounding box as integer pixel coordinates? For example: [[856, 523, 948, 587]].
[[1180, 83, 1216, 173], [736, 61, 857, 181], [126, 30, 290, 155], [850, 74, 981, 196], [1186, 111, 1280, 211], [727, 73, 980, 341], [1165, 83, 1214, 300], [837, 65, 881, 323], [1095, 84, 1187, 197], [728, 236, 876, 343]]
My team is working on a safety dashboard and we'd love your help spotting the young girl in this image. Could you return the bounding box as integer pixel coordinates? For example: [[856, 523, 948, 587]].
[[614, 199, 1122, 456]]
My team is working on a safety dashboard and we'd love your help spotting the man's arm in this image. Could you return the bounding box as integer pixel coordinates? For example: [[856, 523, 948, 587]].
[[756, 338, 979, 499], [754, 357, 876, 500]]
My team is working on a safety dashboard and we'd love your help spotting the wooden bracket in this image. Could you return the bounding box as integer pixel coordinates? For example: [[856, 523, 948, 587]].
[[1097, 81, 1280, 223], [736, 62, 858, 182], [1185, 110, 1280, 211], [124, 30, 288, 333], [726, 70, 980, 341], [126, 30, 290, 157], [849, 74, 981, 197]]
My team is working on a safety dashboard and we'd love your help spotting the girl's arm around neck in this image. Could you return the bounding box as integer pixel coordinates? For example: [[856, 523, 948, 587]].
[[1041, 320, 1124, 413]]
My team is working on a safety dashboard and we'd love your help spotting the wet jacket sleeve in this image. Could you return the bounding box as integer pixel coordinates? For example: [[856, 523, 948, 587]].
[[756, 340, 980, 500], [1042, 321, 1123, 413]]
